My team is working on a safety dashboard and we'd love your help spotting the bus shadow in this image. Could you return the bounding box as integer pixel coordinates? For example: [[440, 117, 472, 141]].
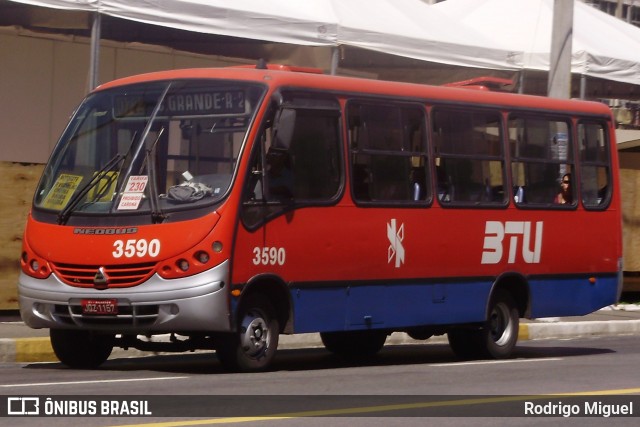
[[23, 342, 616, 374]]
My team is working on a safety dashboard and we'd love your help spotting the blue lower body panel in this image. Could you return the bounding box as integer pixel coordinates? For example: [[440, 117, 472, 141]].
[[289, 273, 620, 333], [527, 275, 619, 318], [291, 281, 492, 333]]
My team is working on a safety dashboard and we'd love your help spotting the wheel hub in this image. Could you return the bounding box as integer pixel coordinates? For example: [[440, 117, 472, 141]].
[[240, 313, 269, 358], [490, 303, 512, 346]]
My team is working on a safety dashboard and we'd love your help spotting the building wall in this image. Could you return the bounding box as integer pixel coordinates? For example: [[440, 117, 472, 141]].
[[0, 27, 248, 164], [620, 152, 640, 287]]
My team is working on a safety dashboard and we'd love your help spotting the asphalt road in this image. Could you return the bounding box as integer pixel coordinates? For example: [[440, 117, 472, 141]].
[[1, 335, 640, 426]]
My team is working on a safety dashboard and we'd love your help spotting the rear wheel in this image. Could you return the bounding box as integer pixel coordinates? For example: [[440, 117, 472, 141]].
[[50, 329, 114, 369], [448, 290, 519, 359], [320, 330, 387, 359], [216, 295, 279, 372]]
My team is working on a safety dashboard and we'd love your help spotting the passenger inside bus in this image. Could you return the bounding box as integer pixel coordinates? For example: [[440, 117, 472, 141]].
[[554, 173, 573, 204]]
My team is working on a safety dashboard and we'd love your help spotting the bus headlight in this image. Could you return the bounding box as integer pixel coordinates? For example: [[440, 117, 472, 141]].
[[195, 251, 210, 264], [177, 259, 190, 272], [157, 241, 226, 280], [20, 249, 51, 279]]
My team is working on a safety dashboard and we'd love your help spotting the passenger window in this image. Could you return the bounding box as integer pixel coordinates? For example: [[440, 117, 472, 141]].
[[432, 109, 506, 205], [348, 102, 429, 204], [508, 116, 574, 207], [579, 121, 611, 209]]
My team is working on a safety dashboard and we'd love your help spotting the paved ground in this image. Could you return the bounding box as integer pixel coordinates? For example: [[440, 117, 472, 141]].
[[1, 304, 640, 363]]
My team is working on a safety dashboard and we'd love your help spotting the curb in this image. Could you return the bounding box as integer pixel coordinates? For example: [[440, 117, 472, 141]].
[[2, 320, 640, 364], [522, 319, 640, 340]]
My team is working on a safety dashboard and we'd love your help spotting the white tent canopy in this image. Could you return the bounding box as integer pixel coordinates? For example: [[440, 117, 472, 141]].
[[8, 0, 640, 90], [434, 0, 640, 86], [9, 0, 518, 71]]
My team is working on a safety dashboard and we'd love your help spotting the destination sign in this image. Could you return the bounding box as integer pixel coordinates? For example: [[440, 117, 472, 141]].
[[114, 89, 246, 118]]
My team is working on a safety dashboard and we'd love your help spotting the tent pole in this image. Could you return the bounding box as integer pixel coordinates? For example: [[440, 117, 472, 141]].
[[548, 0, 573, 99], [88, 12, 102, 92], [330, 47, 339, 75], [580, 74, 586, 99]]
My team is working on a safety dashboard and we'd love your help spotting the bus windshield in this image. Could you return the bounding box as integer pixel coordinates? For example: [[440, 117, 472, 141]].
[[34, 80, 266, 222]]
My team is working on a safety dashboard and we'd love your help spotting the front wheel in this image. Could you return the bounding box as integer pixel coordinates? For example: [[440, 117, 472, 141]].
[[448, 290, 519, 360], [50, 329, 114, 369], [216, 295, 279, 372]]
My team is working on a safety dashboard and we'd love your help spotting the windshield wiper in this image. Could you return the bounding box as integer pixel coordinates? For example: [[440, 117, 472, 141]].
[[114, 83, 171, 223], [57, 153, 125, 225], [140, 127, 165, 223]]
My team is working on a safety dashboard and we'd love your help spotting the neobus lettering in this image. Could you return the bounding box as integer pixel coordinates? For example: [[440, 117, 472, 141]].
[[74, 227, 138, 235], [481, 221, 543, 264]]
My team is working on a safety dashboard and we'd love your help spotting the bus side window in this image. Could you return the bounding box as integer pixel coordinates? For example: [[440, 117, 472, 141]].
[[261, 105, 342, 203], [433, 108, 505, 206], [287, 110, 341, 200], [348, 101, 429, 204], [579, 121, 611, 209], [265, 148, 294, 200], [508, 116, 574, 208]]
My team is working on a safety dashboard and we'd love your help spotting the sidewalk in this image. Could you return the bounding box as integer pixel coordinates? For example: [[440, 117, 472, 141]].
[[2, 304, 640, 364]]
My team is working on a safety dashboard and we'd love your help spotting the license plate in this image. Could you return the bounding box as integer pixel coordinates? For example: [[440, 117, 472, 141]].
[[81, 299, 118, 315]]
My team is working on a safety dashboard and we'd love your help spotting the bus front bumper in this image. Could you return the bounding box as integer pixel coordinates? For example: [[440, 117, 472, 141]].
[[18, 260, 231, 333]]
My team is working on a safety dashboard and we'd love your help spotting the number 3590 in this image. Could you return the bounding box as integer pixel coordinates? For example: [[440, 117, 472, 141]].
[[113, 239, 161, 258], [252, 247, 286, 266]]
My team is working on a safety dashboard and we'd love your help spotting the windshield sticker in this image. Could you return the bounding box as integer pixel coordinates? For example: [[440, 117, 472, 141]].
[[125, 175, 148, 193], [41, 174, 83, 210], [87, 171, 119, 202], [117, 176, 148, 210]]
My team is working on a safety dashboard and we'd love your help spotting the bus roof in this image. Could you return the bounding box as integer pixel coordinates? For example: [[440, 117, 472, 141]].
[[95, 65, 612, 117]]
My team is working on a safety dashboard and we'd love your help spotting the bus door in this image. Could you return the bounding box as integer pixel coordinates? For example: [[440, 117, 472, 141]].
[[234, 92, 348, 329]]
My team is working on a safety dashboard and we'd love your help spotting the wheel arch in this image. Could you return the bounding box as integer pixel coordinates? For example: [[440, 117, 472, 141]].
[[237, 274, 293, 334], [488, 272, 531, 319]]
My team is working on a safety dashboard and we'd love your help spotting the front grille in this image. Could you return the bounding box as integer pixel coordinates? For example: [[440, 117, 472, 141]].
[[51, 262, 157, 288]]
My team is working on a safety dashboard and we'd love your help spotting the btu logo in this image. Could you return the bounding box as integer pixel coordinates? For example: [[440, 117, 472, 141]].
[[481, 221, 543, 264], [387, 219, 405, 268]]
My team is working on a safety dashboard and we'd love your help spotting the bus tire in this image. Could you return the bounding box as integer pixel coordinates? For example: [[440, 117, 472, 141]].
[[447, 328, 482, 359], [482, 290, 519, 358], [50, 329, 114, 369], [216, 295, 279, 372], [320, 331, 387, 358], [447, 290, 519, 360]]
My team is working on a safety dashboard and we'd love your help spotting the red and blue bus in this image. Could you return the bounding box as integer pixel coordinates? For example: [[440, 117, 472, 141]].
[[18, 64, 622, 371]]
